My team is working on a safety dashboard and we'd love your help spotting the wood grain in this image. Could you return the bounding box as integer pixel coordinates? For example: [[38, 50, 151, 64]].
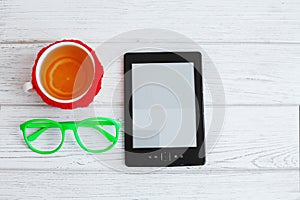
[[0, 170, 298, 199], [1, 43, 300, 105], [1, 0, 299, 199], [0, 0, 299, 43], [0, 105, 298, 171]]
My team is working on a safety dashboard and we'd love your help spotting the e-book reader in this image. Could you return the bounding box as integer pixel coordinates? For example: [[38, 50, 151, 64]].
[[124, 52, 205, 167]]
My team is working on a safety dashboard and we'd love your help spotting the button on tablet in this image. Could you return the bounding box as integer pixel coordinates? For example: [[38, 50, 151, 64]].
[[161, 152, 171, 161]]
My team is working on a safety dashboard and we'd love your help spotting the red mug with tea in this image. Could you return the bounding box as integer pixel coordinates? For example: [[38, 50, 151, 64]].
[[23, 40, 103, 109]]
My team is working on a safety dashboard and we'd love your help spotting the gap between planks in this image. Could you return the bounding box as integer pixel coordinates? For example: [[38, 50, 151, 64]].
[[0, 168, 298, 174], [1, 104, 300, 109], [2, 41, 300, 45]]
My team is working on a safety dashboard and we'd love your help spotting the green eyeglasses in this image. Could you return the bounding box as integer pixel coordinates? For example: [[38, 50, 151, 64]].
[[20, 117, 121, 154]]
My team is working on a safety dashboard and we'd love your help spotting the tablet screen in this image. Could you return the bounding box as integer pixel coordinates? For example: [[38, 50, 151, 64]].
[[132, 62, 197, 148]]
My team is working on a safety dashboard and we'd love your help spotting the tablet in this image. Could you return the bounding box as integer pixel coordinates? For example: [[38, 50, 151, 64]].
[[124, 52, 205, 167]]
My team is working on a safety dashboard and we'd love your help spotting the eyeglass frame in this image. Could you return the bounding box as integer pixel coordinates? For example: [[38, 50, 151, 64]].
[[20, 117, 121, 154]]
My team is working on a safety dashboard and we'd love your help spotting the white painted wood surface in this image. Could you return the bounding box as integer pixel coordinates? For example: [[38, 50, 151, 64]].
[[0, 170, 299, 200], [1, 43, 300, 105], [0, 106, 298, 171], [0, 0, 299, 199], [1, 0, 300, 43]]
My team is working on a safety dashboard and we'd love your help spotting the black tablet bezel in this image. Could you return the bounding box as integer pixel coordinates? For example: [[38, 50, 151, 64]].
[[124, 52, 205, 167]]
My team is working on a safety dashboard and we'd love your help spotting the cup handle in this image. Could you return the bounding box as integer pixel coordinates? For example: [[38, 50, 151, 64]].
[[23, 82, 34, 93]]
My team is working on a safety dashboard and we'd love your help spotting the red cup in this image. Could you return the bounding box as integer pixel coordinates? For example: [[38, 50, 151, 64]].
[[23, 39, 103, 109]]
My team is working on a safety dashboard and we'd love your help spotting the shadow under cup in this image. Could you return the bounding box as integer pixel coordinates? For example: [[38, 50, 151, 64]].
[[38, 43, 95, 101]]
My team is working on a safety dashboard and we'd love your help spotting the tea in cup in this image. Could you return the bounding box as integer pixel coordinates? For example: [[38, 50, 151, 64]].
[[23, 40, 103, 109]]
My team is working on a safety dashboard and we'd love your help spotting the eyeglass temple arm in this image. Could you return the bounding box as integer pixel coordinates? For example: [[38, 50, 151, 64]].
[[25, 121, 120, 142], [26, 123, 55, 142], [80, 120, 120, 142], [79, 124, 118, 142]]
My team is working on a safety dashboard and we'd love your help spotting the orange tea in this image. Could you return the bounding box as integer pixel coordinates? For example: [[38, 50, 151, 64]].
[[40, 44, 95, 100]]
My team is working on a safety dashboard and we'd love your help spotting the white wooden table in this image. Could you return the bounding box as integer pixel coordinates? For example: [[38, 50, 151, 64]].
[[0, 0, 299, 199]]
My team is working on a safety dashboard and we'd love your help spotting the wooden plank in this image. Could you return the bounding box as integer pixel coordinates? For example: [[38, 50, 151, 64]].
[[0, 43, 300, 105], [0, 105, 298, 171], [1, 1, 299, 199], [0, 170, 298, 199], [0, 0, 299, 43]]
